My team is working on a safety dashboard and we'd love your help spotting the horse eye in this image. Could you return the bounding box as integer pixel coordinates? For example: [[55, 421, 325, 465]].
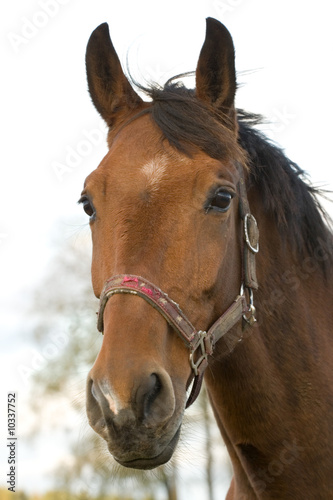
[[78, 196, 95, 218], [208, 189, 234, 212]]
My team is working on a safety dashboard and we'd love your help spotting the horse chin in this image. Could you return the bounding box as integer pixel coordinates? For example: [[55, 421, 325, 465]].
[[111, 426, 181, 470]]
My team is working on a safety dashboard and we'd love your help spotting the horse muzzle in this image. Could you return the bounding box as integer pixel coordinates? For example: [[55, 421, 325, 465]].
[[86, 366, 184, 469]]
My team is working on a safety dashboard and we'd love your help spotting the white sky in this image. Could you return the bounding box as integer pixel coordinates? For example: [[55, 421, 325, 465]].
[[0, 0, 332, 496]]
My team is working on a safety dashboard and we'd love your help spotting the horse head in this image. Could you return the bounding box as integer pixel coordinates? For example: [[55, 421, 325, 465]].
[[83, 18, 251, 469]]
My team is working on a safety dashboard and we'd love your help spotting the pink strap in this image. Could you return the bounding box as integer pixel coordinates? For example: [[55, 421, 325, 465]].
[[98, 274, 206, 350]]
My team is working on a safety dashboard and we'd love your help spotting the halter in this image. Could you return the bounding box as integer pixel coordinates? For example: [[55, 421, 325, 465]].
[[96, 167, 259, 408]]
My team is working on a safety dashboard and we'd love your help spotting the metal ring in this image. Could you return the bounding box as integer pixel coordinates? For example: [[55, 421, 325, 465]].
[[189, 331, 208, 376], [240, 284, 257, 326], [244, 213, 259, 254], [240, 284, 254, 308]]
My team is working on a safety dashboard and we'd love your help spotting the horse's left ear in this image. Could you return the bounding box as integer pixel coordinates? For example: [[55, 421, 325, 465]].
[[86, 23, 143, 127], [196, 18, 237, 129]]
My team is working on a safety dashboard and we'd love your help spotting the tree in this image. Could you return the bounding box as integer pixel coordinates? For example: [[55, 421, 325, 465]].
[[200, 387, 215, 500], [0, 489, 28, 500]]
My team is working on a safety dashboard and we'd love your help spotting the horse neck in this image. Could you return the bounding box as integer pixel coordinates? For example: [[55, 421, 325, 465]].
[[205, 189, 333, 497], [253, 192, 333, 349]]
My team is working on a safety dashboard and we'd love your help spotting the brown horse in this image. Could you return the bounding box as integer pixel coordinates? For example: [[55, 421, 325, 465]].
[[81, 18, 333, 499]]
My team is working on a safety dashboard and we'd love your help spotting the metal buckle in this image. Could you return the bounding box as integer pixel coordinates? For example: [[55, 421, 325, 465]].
[[240, 284, 257, 326], [244, 213, 259, 254], [189, 331, 209, 376]]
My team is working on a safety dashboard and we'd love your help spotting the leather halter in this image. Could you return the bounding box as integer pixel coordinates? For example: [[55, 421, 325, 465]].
[[96, 167, 259, 408]]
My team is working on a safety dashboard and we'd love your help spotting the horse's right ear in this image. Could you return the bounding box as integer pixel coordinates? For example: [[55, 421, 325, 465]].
[[86, 23, 143, 127]]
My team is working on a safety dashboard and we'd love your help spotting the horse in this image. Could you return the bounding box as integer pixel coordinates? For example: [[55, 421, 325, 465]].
[[81, 18, 333, 499]]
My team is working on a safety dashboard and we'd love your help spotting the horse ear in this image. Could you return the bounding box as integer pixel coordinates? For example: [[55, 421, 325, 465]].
[[86, 23, 143, 127], [196, 18, 237, 128]]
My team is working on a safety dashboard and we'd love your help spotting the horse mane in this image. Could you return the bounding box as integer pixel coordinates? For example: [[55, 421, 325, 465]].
[[237, 111, 333, 265], [133, 79, 333, 270]]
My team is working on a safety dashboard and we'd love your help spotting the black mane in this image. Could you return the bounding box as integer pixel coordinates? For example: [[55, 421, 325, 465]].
[[136, 80, 333, 268], [237, 114, 332, 263]]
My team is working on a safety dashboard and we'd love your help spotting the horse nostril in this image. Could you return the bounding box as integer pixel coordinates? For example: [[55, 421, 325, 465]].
[[136, 373, 162, 421], [89, 378, 103, 404], [91, 381, 97, 399], [134, 370, 176, 426], [144, 373, 162, 419]]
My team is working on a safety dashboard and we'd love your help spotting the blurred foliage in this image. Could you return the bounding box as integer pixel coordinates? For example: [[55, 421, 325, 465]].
[[0, 488, 152, 500], [30, 233, 99, 396], [0, 489, 28, 500]]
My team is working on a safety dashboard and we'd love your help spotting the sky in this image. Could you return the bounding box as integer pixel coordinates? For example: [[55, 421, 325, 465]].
[[0, 0, 332, 496]]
